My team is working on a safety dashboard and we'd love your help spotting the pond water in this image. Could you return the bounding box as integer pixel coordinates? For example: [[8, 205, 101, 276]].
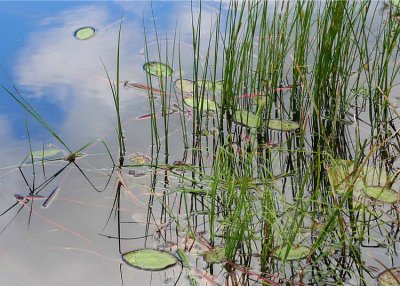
[[1, 1, 400, 286]]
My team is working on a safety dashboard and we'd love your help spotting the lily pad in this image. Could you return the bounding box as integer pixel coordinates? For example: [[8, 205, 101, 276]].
[[74, 27, 95, 40], [196, 80, 215, 91], [267, 119, 300, 132], [129, 153, 150, 164], [363, 186, 398, 204], [234, 110, 261, 128], [377, 267, 400, 286], [143, 62, 173, 77], [122, 249, 177, 271], [175, 79, 194, 94], [214, 80, 224, 92], [31, 148, 63, 159], [363, 167, 390, 186], [273, 245, 310, 261], [327, 159, 360, 195], [184, 96, 218, 112], [203, 247, 225, 264]]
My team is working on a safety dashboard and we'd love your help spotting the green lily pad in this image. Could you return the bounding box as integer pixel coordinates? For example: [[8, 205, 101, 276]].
[[175, 79, 194, 94], [143, 62, 173, 77], [234, 110, 261, 128], [267, 119, 300, 132], [129, 153, 150, 164], [327, 159, 360, 195], [31, 148, 63, 159], [364, 167, 390, 186], [122, 249, 177, 271], [377, 267, 400, 286], [203, 247, 225, 264], [74, 27, 95, 40], [363, 186, 398, 204], [196, 80, 215, 91], [273, 245, 310, 261], [184, 96, 218, 112], [214, 80, 224, 92]]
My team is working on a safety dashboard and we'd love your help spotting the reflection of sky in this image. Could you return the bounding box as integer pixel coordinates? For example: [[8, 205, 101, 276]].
[[0, 1, 220, 153], [0, 2, 218, 285]]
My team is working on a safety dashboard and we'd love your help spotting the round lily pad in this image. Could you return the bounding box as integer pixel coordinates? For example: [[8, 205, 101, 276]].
[[377, 267, 400, 286], [214, 80, 224, 92], [273, 245, 310, 261], [327, 159, 358, 195], [74, 27, 96, 40], [363, 186, 398, 204], [184, 96, 218, 112], [234, 110, 261, 128], [267, 119, 300, 132], [143, 62, 173, 77], [364, 167, 390, 186], [175, 79, 194, 94], [129, 153, 150, 164], [122, 249, 177, 271], [196, 80, 215, 91], [31, 148, 63, 159], [203, 247, 225, 264]]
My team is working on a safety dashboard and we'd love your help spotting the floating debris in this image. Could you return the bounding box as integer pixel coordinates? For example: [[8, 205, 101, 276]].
[[377, 267, 400, 286], [203, 247, 225, 264], [184, 96, 218, 112], [143, 62, 173, 77], [267, 119, 300, 132], [363, 186, 398, 204], [136, 113, 154, 120], [122, 249, 177, 271], [14, 194, 46, 205], [42, 186, 60, 208], [174, 79, 195, 94], [128, 170, 147, 177], [123, 81, 163, 94], [73, 27, 96, 40], [273, 245, 310, 261], [129, 153, 151, 165]]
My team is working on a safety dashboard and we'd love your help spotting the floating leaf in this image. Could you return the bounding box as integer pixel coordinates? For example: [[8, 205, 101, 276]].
[[184, 96, 218, 112], [31, 148, 63, 159], [364, 167, 390, 186], [214, 80, 224, 92], [377, 267, 400, 286], [327, 159, 360, 195], [363, 186, 398, 204], [267, 119, 300, 132], [196, 80, 215, 91], [143, 62, 173, 77], [273, 245, 310, 261], [122, 249, 177, 271], [234, 110, 261, 128], [203, 247, 225, 264], [129, 153, 150, 164], [73, 27, 95, 40], [177, 248, 191, 269], [175, 79, 194, 94]]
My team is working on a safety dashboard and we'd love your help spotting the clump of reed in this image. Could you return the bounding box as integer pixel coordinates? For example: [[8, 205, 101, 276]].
[[141, 1, 400, 285]]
